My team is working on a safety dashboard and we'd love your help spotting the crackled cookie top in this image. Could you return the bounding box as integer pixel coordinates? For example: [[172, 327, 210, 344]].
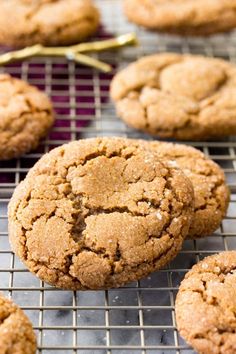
[[8, 137, 194, 290], [137, 141, 229, 239], [0, 293, 36, 354], [0, 74, 54, 160], [111, 53, 236, 140], [124, 0, 236, 35], [0, 0, 100, 47], [176, 251, 236, 354]]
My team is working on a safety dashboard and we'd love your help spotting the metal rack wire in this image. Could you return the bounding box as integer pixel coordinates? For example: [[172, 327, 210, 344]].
[[0, 1, 236, 353]]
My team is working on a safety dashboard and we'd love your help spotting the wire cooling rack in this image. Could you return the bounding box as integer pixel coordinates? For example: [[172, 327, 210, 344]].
[[0, 1, 236, 353]]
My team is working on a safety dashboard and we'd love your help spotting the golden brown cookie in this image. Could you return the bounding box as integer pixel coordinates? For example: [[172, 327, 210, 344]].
[[111, 53, 236, 141], [0, 74, 54, 160], [0, 0, 100, 47], [124, 0, 236, 36], [0, 293, 36, 354], [8, 137, 194, 290], [136, 140, 230, 239], [175, 251, 236, 354]]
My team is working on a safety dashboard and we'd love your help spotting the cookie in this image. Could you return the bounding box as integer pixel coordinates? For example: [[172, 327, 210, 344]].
[[8, 137, 194, 290], [111, 53, 236, 141], [0, 0, 100, 47], [0, 74, 54, 160], [0, 293, 36, 354], [124, 0, 236, 36], [137, 140, 230, 239], [175, 251, 236, 354]]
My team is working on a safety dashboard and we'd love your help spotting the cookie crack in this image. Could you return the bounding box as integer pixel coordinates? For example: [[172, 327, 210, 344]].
[[20, 0, 98, 45], [107, 241, 176, 286], [80, 149, 135, 167], [85, 207, 148, 217], [197, 267, 236, 279], [200, 73, 228, 101], [194, 180, 228, 212], [25, 1, 57, 21], [192, 327, 236, 346], [139, 98, 193, 133], [1, 108, 49, 135], [117, 58, 184, 100], [184, 269, 236, 314]]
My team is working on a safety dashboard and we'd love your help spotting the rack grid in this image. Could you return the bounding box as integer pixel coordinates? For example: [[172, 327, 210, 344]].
[[0, 1, 236, 353]]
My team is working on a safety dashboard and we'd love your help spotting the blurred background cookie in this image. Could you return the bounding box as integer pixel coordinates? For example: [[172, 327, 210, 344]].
[[111, 53, 236, 140], [124, 0, 236, 36], [0, 74, 54, 160], [0, 0, 100, 47], [0, 293, 36, 354]]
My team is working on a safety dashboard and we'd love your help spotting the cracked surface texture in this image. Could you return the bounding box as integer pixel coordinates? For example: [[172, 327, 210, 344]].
[[124, 0, 236, 35], [110, 53, 236, 140], [137, 140, 230, 239], [0, 74, 54, 160], [0, 0, 100, 47], [176, 251, 236, 354], [8, 137, 194, 290], [0, 293, 36, 354]]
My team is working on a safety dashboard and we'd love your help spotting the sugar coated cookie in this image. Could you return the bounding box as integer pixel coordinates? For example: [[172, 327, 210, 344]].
[[0, 0, 100, 47], [0, 293, 36, 354], [137, 140, 230, 239], [8, 137, 194, 290], [111, 53, 236, 140], [0, 74, 54, 160], [124, 0, 236, 36], [176, 251, 236, 354]]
